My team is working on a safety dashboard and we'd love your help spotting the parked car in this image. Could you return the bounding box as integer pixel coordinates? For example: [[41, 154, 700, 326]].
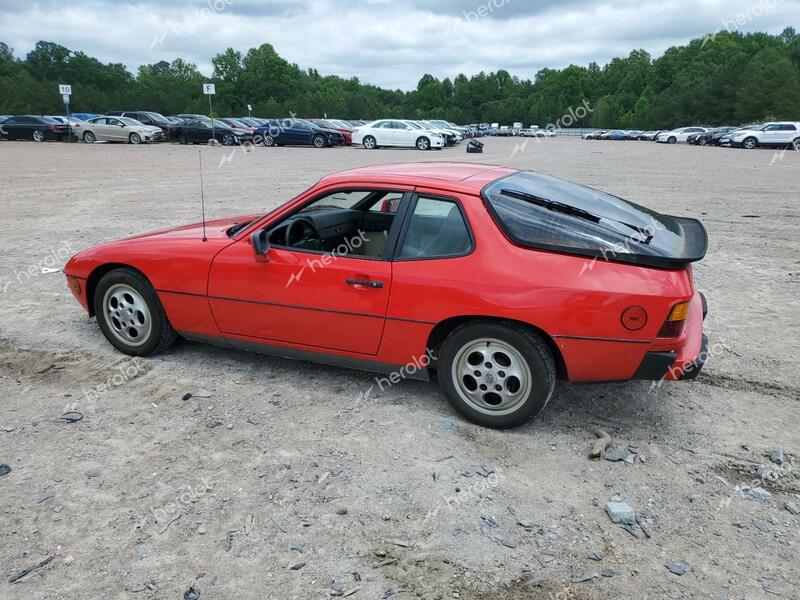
[[308, 119, 353, 145], [70, 112, 98, 121], [351, 119, 445, 150], [657, 127, 707, 144], [168, 118, 251, 145], [63, 162, 709, 429], [582, 130, 605, 140], [106, 111, 172, 131], [0, 115, 71, 142], [217, 118, 256, 134], [730, 122, 800, 149], [256, 118, 344, 148], [75, 116, 165, 144], [600, 130, 629, 140], [415, 120, 460, 145]]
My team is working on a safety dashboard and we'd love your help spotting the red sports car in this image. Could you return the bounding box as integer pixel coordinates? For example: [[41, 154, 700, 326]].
[[64, 163, 709, 428]]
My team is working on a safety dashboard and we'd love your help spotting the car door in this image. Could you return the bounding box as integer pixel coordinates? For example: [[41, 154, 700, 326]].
[[207, 187, 411, 355], [394, 121, 417, 147], [105, 118, 128, 141], [371, 121, 392, 146]]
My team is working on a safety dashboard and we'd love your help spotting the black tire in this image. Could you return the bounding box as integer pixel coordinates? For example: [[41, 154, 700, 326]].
[[312, 134, 327, 148], [792, 137, 800, 150], [93, 268, 177, 356], [741, 136, 758, 150], [263, 135, 275, 147], [177, 133, 188, 145], [698, 138, 708, 146], [83, 131, 96, 143], [33, 129, 45, 142], [416, 136, 431, 150], [667, 136, 677, 144], [222, 133, 235, 146], [363, 135, 377, 150], [438, 321, 556, 428], [129, 132, 142, 145]]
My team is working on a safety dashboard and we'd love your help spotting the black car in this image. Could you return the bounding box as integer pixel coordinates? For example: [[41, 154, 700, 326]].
[[0, 115, 71, 142], [255, 118, 344, 147], [168, 118, 252, 145], [106, 110, 172, 131], [688, 126, 736, 146]]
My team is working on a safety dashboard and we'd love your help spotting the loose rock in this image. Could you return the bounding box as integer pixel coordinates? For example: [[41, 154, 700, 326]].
[[606, 501, 636, 525], [666, 560, 691, 576]]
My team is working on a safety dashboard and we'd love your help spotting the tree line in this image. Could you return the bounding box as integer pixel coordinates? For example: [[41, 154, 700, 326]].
[[1, 27, 799, 129]]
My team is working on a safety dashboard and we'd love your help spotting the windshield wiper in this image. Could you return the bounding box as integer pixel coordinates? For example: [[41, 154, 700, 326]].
[[499, 189, 653, 244]]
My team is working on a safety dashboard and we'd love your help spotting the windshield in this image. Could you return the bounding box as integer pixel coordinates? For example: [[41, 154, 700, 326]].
[[144, 112, 167, 121], [406, 121, 422, 129], [118, 117, 143, 126]]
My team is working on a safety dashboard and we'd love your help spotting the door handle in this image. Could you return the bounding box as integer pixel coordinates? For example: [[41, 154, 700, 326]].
[[346, 278, 384, 289]]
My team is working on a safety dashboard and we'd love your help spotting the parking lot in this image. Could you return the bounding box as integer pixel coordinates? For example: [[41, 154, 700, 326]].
[[1, 137, 798, 599]]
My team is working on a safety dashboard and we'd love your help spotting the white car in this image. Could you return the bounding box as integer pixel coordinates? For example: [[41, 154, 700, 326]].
[[75, 116, 165, 144], [656, 127, 707, 144], [352, 119, 445, 150], [415, 120, 460, 145], [730, 122, 800, 149]]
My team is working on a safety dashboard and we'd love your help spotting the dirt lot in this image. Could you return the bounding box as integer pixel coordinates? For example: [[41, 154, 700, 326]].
[[0, 137, 798, 600]]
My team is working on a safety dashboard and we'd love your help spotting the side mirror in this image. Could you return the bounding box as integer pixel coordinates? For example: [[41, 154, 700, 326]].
[[121, 124, 127, 128], [251, 230, 271, 262]]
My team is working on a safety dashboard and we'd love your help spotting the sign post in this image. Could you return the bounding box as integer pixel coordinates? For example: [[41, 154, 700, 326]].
[[203, 83, 216, 143], [59, 84, 72, 142], [247, 103, 252, 118]]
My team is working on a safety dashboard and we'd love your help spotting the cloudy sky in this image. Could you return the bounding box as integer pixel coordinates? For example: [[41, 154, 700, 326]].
[[0, 0, 798, 89]]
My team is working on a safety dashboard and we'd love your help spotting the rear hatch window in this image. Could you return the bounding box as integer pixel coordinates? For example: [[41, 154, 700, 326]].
[[482, 171, 707, 269]]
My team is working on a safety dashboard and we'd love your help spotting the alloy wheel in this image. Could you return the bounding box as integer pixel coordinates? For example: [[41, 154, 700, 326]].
[[33, 130, 45, 142], [451, 338, 532, 416], [102, 283, 152, 347]]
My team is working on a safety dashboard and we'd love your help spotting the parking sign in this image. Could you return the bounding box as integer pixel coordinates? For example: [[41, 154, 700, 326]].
[[203, 83, 216, 95]]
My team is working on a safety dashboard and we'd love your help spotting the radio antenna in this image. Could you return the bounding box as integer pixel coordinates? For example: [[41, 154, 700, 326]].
[[198, 149, 208, 242]]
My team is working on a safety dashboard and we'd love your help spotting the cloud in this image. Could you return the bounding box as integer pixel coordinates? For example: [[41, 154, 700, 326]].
[[0, 0, 797, 90]]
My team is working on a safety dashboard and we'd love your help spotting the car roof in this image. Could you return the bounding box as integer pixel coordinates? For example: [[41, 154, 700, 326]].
[[320, 162, 517, 193]]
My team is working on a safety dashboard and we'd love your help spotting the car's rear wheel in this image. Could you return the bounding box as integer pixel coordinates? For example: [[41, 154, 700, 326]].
[[416, 136, 431, 150], [312, 134, 326, 148], [33, 129, 45, 142], [129, 132, 142, 145], [83, 131, 96, 143], [438, 321, 556, 428], [363, 135, 377, 150], [667, 136, 677, 144], [791, 137, 799, 150], [93, 268, 177, 356], [742, 136, 757, 150]]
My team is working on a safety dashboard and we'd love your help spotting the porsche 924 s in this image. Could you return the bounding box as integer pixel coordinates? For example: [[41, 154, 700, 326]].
[[64, 163, 708, 428]]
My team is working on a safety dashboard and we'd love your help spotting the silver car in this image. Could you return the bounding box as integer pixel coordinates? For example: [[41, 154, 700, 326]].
[[76, 116, 165, 144]]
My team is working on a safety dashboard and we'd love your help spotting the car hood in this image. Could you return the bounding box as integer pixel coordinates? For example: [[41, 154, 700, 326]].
[[313, 127, 343, 135], [121, 213, 261, 242]]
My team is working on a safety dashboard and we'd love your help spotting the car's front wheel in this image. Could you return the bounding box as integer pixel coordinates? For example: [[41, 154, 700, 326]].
[[742, 136, 758, 150], [438, 321, 556, 428], [129, 132, 142, 144], [791, 137, 800, 150], [363, 135, 377, 150], [262, 134, 275, 147], [222, 133, 235, 146], [93, 268, 177, 356], [416, 136, 431, 150], [667, 136, 677, 144], [312, 134, 327, 148]]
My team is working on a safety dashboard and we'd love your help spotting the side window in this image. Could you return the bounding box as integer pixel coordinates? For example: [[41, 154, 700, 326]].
[[399, 197, 472, 259]]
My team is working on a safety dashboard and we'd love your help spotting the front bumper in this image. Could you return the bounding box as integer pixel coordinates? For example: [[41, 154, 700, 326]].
[[633, 292, 709, 381]]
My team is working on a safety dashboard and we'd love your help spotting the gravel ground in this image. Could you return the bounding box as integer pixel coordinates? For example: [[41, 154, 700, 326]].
[[0, 137, 798, 600]]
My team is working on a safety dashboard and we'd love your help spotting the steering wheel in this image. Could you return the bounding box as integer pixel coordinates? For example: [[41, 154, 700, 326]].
[[285, 217, 322, 249]]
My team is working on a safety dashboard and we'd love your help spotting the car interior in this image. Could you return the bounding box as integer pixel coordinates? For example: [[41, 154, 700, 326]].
[[266, 190, 473, 260], [268, 190, 404, 259]]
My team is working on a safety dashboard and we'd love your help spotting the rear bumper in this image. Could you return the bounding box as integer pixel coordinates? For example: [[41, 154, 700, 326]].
[[633, 292, 709, 381]]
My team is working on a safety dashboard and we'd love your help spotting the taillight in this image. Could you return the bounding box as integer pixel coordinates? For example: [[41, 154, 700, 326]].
[[49, 125, 59, 131], [658, 301, 690, 337]]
